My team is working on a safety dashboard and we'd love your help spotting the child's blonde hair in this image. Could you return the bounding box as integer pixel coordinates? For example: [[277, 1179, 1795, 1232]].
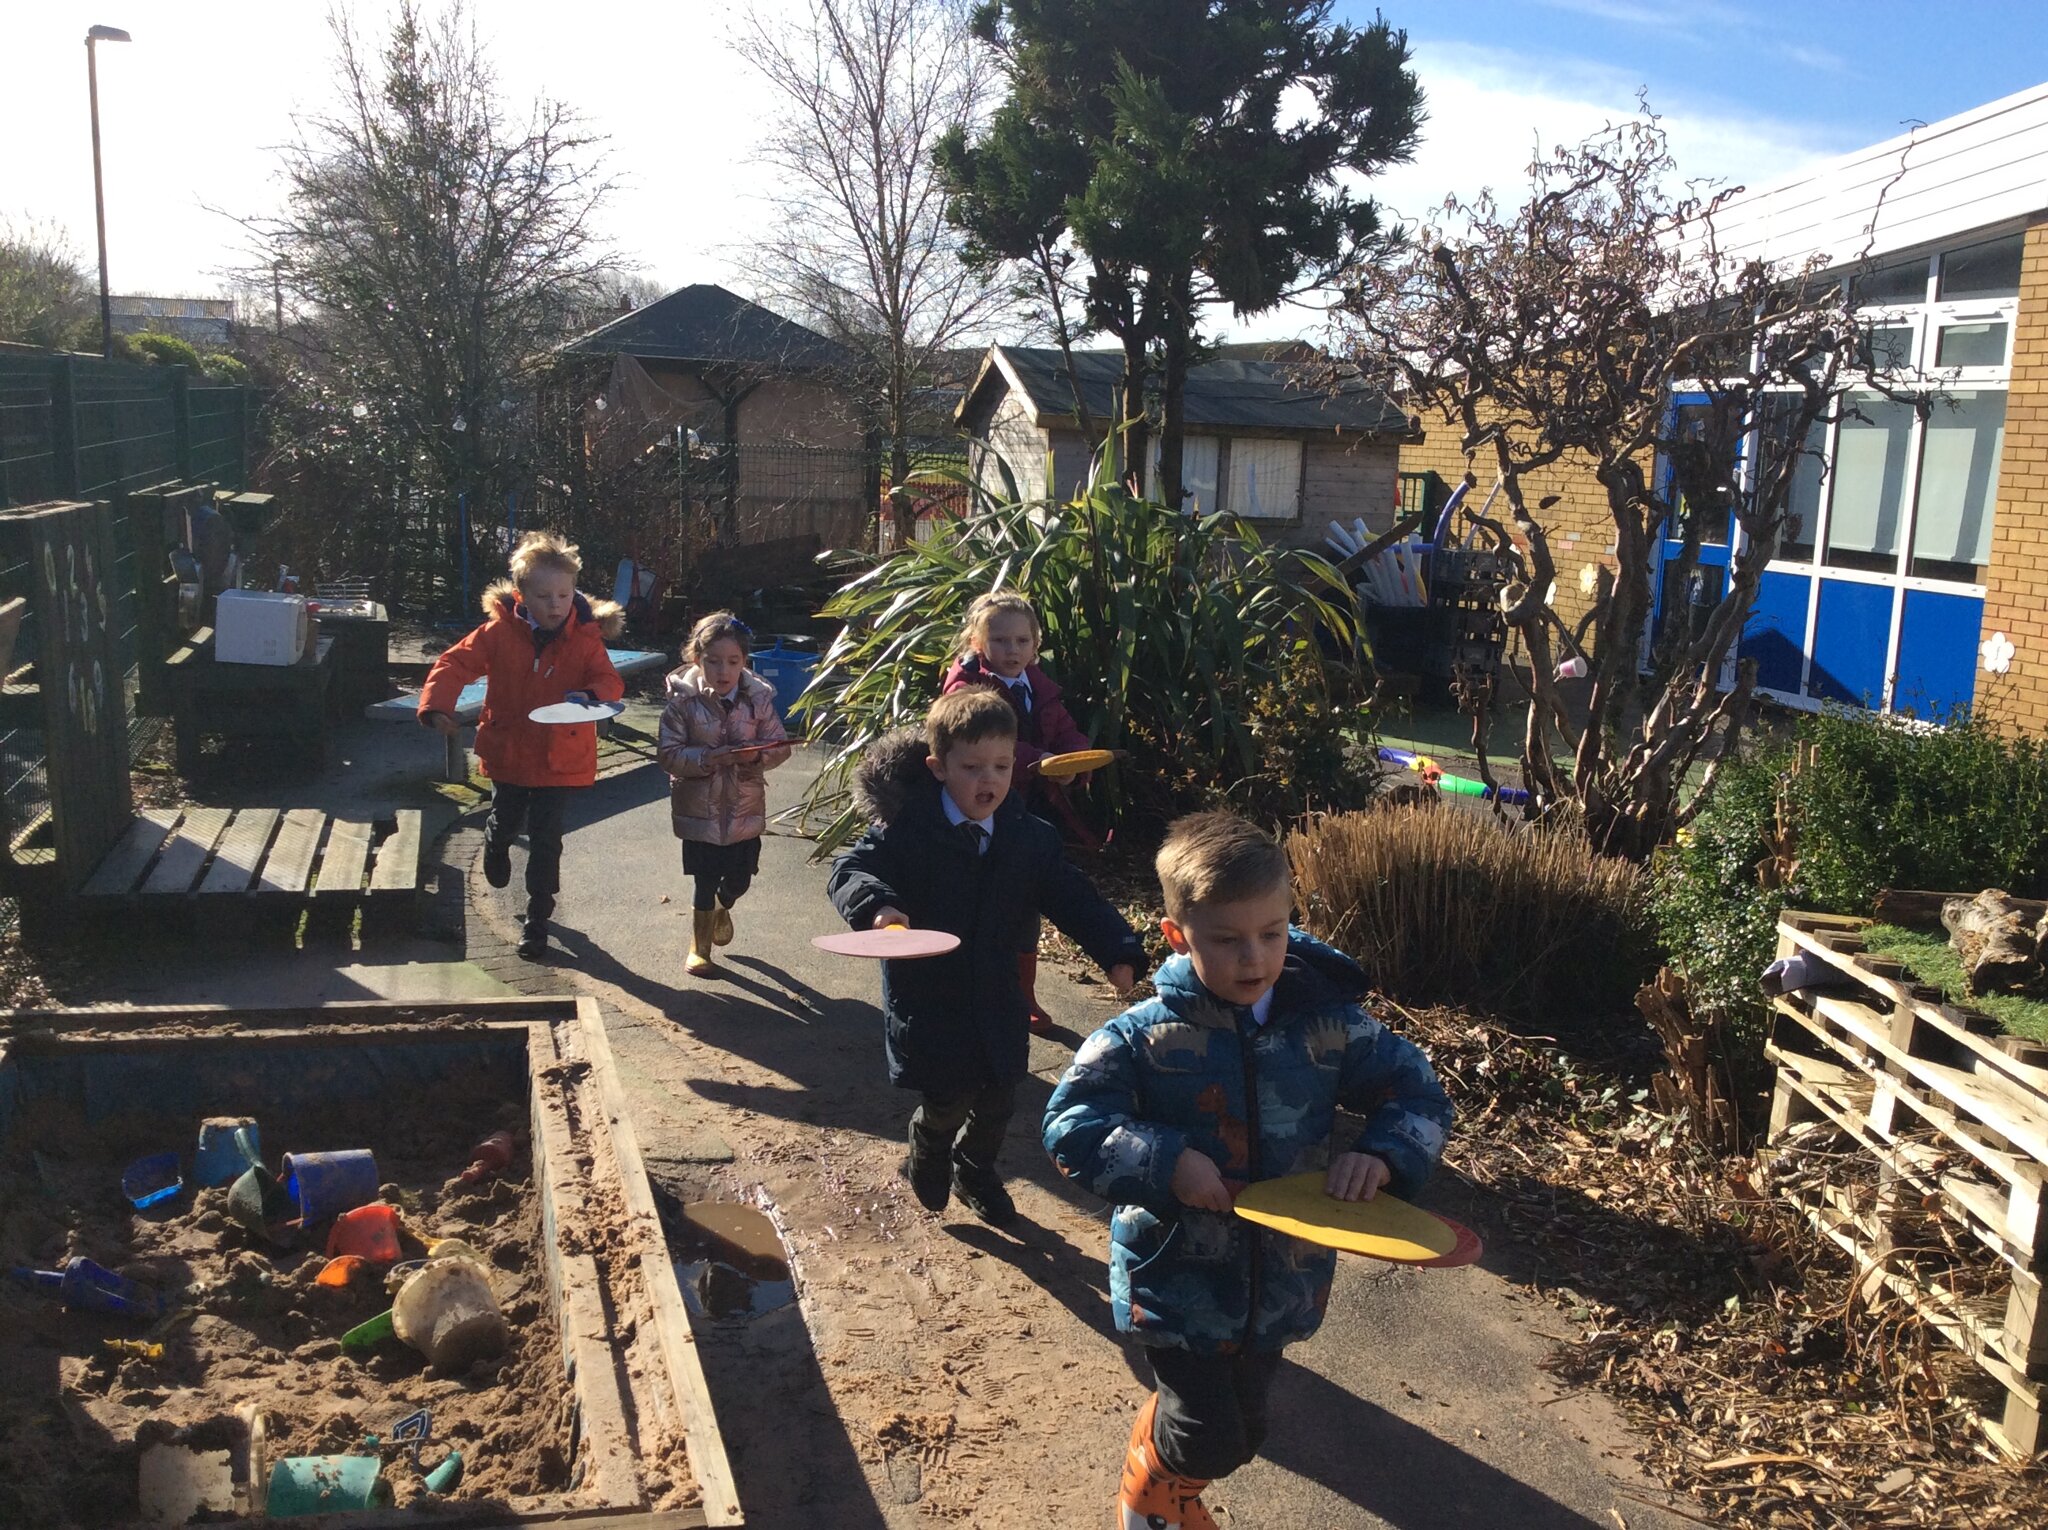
[[1156, 812, 1291, 922], [509, 531, 581, 588], [686, 609, 753, 664], [960, 591, 1040, 658]]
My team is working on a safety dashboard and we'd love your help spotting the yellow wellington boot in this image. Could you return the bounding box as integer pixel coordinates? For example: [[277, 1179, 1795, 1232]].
[[686, 909, 718, 976], [712, 902, 735, 947], [1116, 1394, 1217, 1530]]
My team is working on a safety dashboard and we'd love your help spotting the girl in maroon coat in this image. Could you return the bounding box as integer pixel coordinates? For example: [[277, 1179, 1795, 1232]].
[[941, 591, 1102, 1032]]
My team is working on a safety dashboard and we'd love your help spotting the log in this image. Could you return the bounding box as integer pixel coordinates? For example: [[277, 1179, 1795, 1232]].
[[1880, 887, 2048, 930], [1942, 890, 2047, 996]]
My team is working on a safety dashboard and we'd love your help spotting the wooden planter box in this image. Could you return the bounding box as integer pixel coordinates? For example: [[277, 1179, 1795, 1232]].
[[0, 996, 742, 1526], [1765, 909, 2048, 1458]]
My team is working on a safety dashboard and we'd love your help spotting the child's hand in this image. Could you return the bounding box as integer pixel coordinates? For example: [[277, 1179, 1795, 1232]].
[[564, 690, 592, 705], [1325, 1152, 1390, 1203], [870, 906, 909, 930], [423, 711, 459, 737], [1107, 963, 1137, 997], [1171, 1148, 1234, 1213]]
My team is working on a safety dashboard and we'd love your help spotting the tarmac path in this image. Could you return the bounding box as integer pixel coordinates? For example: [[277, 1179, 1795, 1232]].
[[473, 748, 1702, 1530]]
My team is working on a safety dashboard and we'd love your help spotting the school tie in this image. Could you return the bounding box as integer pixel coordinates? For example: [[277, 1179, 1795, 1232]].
[[1010, 679, 1032, 714], [956, 820, 988, 856]]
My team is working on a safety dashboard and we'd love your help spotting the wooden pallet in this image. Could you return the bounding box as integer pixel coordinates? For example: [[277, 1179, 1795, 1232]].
[[1767, 909, 2048, 1457], [77, 804, 422, 906]]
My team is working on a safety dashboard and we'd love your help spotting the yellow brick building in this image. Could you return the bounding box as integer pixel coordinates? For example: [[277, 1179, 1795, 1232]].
[[1396, 84, 2048, 729]]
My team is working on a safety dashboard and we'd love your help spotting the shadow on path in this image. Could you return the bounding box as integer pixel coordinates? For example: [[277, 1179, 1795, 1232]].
[[1258, 1360, 1610, 1530]]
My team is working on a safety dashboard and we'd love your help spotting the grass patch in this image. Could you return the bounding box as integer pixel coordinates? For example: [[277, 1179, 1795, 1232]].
[[1862, 923, 2048, 1042]]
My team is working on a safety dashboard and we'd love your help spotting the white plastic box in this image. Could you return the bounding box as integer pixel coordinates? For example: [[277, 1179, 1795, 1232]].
[[213, 590, 309, 666]]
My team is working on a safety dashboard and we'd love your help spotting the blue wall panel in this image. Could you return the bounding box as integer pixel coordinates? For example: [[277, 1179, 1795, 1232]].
[[1808, 580, 1895, 707], [1894, 589, 1983, 722], [1739, 571, 1811, 695]]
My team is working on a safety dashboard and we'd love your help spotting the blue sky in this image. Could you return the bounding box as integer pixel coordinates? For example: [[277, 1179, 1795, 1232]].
[[6, 1, 2045, 338], [1382, 0, 2048, 178]]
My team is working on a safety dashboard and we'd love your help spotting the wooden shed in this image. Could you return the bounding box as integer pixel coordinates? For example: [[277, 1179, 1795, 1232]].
[[954, 344, 1420, 550]]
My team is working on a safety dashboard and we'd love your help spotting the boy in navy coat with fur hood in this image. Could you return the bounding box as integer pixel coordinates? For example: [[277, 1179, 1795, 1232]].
[[827, 690, 1144, 1227]]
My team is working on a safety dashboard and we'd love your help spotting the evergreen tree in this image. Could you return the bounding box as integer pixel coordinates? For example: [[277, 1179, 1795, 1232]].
[[939, 1, 1421, 508]]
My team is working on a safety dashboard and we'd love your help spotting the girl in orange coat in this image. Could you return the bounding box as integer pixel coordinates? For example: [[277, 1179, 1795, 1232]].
[[420, 532, 624, 959]]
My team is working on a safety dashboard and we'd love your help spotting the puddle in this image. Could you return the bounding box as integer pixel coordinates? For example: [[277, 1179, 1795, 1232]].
[[666, 1199, 797, 1321]]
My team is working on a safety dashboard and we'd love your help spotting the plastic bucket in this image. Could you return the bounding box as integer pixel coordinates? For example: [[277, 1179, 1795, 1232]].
[[326, 1203, 402, 1263], [280, 1150, 378, 1224], [120, 1153, 182, 1210], [194, 1119, 261, 1188], [392, 1257, 508, 1371], [266, 1455, 391, 1518]]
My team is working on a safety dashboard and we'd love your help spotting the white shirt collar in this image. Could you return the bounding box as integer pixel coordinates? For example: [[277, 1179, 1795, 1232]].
[[1250, 990, 1274, 1027], [940, 790, 993, 847]]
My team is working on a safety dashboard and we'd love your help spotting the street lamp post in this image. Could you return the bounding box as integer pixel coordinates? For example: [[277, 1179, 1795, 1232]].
[[86, 24, 132, 358]]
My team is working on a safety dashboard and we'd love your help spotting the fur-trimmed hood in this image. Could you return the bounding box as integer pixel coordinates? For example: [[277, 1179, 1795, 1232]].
[[664, 663, 774, 707], [852, 727, 933, 827], [482, 577, 625, 641]]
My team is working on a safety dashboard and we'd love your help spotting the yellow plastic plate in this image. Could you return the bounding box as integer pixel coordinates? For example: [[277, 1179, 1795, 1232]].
[[1036, 749, 1115, 780], [1232, 1173, 1461, 1263]]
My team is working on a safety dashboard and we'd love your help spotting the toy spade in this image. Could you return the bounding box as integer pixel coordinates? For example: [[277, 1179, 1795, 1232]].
[[811, 925, 962, 960], [1035, 749, 1115, 780], [1231, 1173, 1481, 1267]]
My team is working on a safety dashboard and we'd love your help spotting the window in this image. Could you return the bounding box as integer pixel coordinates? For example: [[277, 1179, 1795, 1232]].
[[1938, 233, 2024, 301], [1150, 437, 1222, 512], [1664, 400, 1740, 545], [1757, 396, 1825, 561], [1225, 439, 1301, 520], [1854, 254, 1932, 307], [1861, 323, 1917, 372], [1910, 389, 2005, 578], [1934, 320, 2009, 369], [1824, 390, 1914, 572]]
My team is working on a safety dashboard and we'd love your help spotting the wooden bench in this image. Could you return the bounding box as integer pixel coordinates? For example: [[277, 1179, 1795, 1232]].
[[77, 804, 421, 923], [163, 627, 336, 774]]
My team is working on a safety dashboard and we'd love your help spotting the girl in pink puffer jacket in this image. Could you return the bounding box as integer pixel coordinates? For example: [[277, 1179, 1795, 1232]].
[[658, 612, 791, 976]]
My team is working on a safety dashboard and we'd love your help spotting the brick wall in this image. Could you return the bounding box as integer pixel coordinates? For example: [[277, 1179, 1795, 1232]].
[[1979, 215, 2048, 736], [1398, 412, 1622, 640]]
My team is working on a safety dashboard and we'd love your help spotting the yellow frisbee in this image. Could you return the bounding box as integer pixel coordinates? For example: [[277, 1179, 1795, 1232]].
[[1036, 748, 1115, 780], [1232, 1173, 1462, 1263]]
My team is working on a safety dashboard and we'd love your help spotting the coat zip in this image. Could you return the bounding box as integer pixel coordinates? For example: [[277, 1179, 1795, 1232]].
[[1241, 1016, 1262, 1349]]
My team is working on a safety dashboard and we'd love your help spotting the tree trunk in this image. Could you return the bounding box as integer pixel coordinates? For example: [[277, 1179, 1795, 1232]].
[[1117, 331, 1150, 491], [1941, 889, 2048, 995], [1159, 312, 1189, 511]]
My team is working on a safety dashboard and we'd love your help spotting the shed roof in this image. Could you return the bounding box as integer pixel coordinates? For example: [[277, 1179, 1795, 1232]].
[[960, 345, 1414, 437], [559, 284, 853, 370]]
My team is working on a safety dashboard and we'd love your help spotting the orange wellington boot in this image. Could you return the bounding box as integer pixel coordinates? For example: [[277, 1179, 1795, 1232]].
[[1019, 952, 1053, 1035], [1117, 1394, 1218, 1530]]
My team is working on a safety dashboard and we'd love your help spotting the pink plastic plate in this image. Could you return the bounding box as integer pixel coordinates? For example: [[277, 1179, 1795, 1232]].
[[811, 926, 962, 960]]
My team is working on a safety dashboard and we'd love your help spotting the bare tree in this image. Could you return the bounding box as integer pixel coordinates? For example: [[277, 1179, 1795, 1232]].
[[1339, 116, 1879, 861], [241, 1, 616, 611], [0, 218, 94, 350], [734, 0, 1016, 543]]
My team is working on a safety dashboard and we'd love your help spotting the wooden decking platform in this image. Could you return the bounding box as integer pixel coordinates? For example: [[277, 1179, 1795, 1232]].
[[78, 804, 422, 907]]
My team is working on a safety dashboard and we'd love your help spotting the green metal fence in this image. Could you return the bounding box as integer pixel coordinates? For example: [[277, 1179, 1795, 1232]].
[[0, 350, 249, 510]]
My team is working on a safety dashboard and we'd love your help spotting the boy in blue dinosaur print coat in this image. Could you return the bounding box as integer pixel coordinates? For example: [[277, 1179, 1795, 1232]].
[[828, 689, 1144, 1228], [1043, 812, 1453, 1530]]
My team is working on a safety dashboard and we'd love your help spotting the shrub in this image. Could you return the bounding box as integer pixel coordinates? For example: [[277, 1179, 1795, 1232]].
[[1288, 805, 1654, 1028], [131, 330, 203, 370], [793, 476, 1369, 848], [1795, 708, 2048, 911], [1649, 739, 1793, 1026], [200, 352, 250, 384], [1653, 707, 2048, 1034]]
